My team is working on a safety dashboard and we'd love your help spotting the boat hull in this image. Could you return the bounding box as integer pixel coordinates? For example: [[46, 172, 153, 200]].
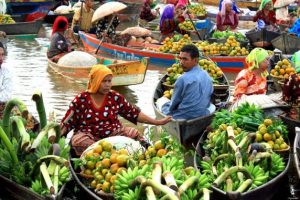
[[152, 73, 230, 146], [79, 32, 247, 72], [0, 20, 43, 35], [194, 130, 290, 200], [0, 173, 65, 200], [271, 33, 300, 55], [293, 128, 300, 179], [47, 55, 149, 86], [246, 28, 280, 48], [44, 12, 74, 24]]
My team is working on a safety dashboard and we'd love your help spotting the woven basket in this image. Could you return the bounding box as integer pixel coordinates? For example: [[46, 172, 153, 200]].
[[270, 74, 286, 91]]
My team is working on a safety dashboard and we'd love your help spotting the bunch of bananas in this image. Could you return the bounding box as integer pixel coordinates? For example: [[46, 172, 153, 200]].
[[0, 14, 15, 24]]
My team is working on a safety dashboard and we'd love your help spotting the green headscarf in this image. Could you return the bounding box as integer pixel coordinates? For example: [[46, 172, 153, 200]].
[[292, 50, 300, 73], [246, 48, 269, 76], [258, 0, 273, 10]]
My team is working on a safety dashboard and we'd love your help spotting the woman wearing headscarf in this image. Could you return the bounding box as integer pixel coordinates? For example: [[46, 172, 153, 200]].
[[253, 0, 276, 25], [233, 48, 270, 101], [139, 0, 160, 26], [61, 65, 172, 155], [47, 16, 72, 62], [159, 4, 186, 41], [216, 0, 239, 31], [218, 0, 243, 14], [176, 0, 188, 8]]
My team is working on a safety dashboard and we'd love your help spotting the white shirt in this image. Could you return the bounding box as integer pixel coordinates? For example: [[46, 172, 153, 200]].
[[0, 65, 13, 102]]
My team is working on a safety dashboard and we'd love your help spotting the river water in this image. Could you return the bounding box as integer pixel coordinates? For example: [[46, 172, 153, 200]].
[[2, 23, 300, 200]]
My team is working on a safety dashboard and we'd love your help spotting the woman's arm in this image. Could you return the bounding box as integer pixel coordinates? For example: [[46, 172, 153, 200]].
[[137, 112, 172, 125], [253, 10, 262, 22], [231, 13, 239, 30], [216, 13, 225, 31]]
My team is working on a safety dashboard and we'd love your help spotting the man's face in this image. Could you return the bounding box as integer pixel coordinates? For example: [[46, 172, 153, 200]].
[[86, 0, 93, 8], [0, 48, 4, 67], [178, 52, 198, 72]]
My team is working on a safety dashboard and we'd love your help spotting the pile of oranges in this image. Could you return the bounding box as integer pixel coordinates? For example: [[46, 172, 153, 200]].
[[270, 59, 296, 79]]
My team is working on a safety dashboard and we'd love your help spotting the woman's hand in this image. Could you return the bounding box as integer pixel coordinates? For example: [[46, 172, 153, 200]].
[[155, 116, 172, 125]]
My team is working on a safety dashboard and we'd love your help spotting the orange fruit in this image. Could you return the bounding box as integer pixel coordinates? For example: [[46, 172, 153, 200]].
[[102, 141, 113, 152], [105, 172, 113, 182], [263, 119, 272, 126], [102, 181, 111, 193], [101, 158, 111, 169], [154, 140, 165, 150], [279, 68, 285, 75], [156, 149, 167, 157], [86, 160, 96, 170], [110, 153, 118, 164], [110, 175, 117, 184], [93, 145, 103, 154], [110, 163, 119, 174], [117, 167, 127, 174], [263, 133, 272, 141], [116, 155, 129, 167], [119, 148, 129, 155]]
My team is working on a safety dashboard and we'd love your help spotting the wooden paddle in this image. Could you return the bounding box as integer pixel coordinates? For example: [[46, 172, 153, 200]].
[[185, 10, 203, 40], [95, 14, 116, 54]]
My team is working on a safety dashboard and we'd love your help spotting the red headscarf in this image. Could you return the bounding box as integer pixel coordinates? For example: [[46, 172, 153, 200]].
[[52, 16, 68, 35]]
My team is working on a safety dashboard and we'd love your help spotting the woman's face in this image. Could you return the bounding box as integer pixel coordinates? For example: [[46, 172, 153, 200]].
[[264, 2, 272, 10], [98, 75, 113, 94], [259, 57, 270, 71], [175, 7, 183, 16], [225, 3, 232, 12]]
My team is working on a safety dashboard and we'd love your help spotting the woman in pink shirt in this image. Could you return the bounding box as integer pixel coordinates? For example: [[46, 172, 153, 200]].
[[216, 0, 239, 31]]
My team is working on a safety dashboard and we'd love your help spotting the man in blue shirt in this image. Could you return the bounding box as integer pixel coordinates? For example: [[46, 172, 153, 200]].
[[161, 44, 214, 120]]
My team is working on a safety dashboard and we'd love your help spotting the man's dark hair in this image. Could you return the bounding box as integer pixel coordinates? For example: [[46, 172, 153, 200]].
[[180, 44, 199, 59], [0, 42, 3, 49]]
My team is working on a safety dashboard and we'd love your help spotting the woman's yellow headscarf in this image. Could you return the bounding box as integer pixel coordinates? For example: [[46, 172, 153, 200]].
[[246, 48, 269, 76], [87, 64, 113, 93]]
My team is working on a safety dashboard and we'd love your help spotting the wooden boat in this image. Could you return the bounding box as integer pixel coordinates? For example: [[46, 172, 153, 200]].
[[47, 55, 149, 86], [44, 12, 74, 24], [6, 0, 53, 22], [0, 20, 43, 35], [200, 0, 259, 9], [79, 31, 247, 72], [271, 33, 300, 55], [0, 173, 65, 200], [279, 111, 300, 143], [152, 73, 230, 146], [294, 127, 300, 179], [245, 28, 281, 48], [194, 129, 290, 200]]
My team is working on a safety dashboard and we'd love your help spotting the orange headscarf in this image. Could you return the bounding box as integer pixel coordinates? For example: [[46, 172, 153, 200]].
[[87, 64, 113, 93]]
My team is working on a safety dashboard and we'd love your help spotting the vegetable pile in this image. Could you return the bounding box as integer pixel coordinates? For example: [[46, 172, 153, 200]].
[[197, 103, 288, 194], [0, 91, 70, 197]]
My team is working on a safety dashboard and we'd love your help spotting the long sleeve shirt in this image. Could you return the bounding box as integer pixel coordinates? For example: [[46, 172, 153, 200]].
[[253, 10, 276, 25], [218, 0, 240, 14], [0, 65, 13, 102], [162, 66, 213, 120]]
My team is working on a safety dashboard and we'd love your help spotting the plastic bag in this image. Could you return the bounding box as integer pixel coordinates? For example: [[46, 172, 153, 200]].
[[58, 51, 97, 67]]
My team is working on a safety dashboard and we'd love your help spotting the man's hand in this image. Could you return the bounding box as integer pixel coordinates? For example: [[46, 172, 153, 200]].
[[155, 116, 172, 125]]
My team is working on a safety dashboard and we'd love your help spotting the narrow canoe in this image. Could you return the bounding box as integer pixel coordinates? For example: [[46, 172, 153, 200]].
[[79, 31, 247, 72], [294, 127, 300, 179], [44, 12, 74, 24], [47, 55, 149, 86], [152, 73, 230, 147], [194, 129, 290, 200], [245, 28, 281, 48], [271, 33, 300, 55], [201, 0, 259, 9], [0, 20, 43, 35]]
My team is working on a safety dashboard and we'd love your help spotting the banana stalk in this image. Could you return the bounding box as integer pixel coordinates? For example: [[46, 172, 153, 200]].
[[131, 176, 147, 188], [32, 91, 47, 129], [152, 162, 162, 194], [213, 166, 252, 187], [53, 164, 60, 194], [141, 180, 178, 200], [192, 188, 211, 200], [228, 139, 238, 152], [0, 126, 19, 164], [162, 172, 178, 191], [177, 176, 198, 196], [2, 98, 28, 137], [40, 162, 54, 194], [47, 125, 61, 144], [236, 179, 252, 193], [226, 126, 235, 140], [145, 186, 156, 200], [10, 116, 30, 150], [31, 122, 58, 150], [226, 178, 233, 192]]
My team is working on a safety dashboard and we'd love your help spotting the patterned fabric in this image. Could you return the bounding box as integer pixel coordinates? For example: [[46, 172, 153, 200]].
[[71, 6, 94, 32], [162, 66, 213, 120], [282, 74, 300, 105], [61, 91, 141, 140], [160, 19, 176, 35], [274, 0, 295, 21], [220, 0, 235, 25], [95, 16, 120, 39], [47, 32, 70, 58], [233, 69, 267, 99], [289, 18, 300, 37], [160, 4, 175, 32], [245, 47, 269, 72], [0, 65, 13, 103], [253, 10, 276, 25]]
